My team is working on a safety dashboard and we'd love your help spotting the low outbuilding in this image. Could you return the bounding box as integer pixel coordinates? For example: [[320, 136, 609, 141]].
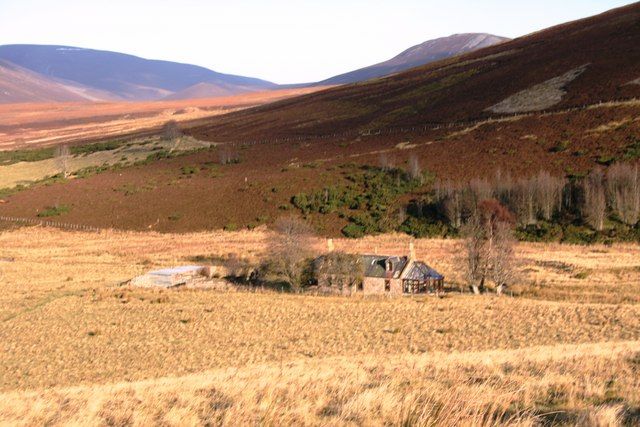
[[131, 265, 210, 288]]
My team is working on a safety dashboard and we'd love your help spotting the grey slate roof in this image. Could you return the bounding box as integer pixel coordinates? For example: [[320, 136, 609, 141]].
[[361, 255, 408, 278], [314, 255, 444, 281], [404, 261, 444, 281]]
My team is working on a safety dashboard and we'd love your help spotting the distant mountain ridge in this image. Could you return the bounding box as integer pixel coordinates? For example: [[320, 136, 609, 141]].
[[317, 33, 509, 85], [0, 59, 118, 103], [0, 44, 276, 103], [0, 34, 508, 104]]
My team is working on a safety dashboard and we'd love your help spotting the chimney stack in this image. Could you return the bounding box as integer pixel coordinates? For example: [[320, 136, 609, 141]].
[[409, 241, 416, 259]]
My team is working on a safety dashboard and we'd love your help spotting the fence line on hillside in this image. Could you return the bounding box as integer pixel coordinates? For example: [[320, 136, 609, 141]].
[[0, 216, 103, 233], [226, 97, 640, 149]]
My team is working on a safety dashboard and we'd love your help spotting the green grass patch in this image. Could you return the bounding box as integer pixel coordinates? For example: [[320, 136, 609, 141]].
[[70, 140, 126, 156], [0, 147, 56, 165], [623, 137, 640, 161]]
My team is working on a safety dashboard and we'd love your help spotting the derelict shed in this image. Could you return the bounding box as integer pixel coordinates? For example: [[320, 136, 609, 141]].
[[131, 265, 207, 288]]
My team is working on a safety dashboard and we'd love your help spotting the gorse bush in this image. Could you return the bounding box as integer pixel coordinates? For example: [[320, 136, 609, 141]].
[[292, 166, 430, 237]]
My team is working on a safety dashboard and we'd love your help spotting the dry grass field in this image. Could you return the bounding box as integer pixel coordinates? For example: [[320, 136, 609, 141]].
[[0, 226, 639, 425]]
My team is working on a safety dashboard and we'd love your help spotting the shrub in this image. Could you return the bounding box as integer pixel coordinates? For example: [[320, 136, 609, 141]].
[[516, 222, 563, 242], [181, 165, 199, 175], [37, 205, 70, 217], [71, 140, 124, 156], [292, 166, 426, 237], [341, 223, 365, 238], [550, 140, 570, 153], [0, 147, 56, 165], [400, 217, 449, 238], [623, 137, 640, 160], [562, 225, 596, 245]]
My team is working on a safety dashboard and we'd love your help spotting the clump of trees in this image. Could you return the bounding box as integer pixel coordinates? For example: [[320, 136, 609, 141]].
[[425, 163, 640, 243], [461, 199, 517, 295], [287, 159, 638, 243], [434, 171, 566, 228], [606, 163, 640, 226]]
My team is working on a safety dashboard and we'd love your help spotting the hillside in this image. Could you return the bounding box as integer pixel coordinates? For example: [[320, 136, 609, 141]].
[[188, 2, 640, 141], [0, 45, 276, 102], [0, 59, 115, 103], [0, 3, 639, 234], [318, 33, 509, 85]]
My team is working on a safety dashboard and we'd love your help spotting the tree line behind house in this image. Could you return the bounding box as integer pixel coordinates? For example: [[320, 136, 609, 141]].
[[291, 160, 640, 244]]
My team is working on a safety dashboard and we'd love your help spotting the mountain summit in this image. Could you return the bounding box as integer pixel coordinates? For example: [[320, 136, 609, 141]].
[[318, 33, 509, 85]]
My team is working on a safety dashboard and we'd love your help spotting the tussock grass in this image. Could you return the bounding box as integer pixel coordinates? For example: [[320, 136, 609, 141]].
[[0, 341, 638, 426], [0, 228, 638, 424]]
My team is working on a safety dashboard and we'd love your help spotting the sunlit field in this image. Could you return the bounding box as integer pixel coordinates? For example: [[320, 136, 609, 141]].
[[0, 226, 639, 424]]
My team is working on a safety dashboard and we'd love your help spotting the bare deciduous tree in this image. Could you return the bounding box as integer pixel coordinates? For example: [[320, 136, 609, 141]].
[[512, 178, 537, 225], [469, 178, 493, 205], [582, 168, 607, 231], [460, 215, 488, 294], [263, 216, 314, 291], [219, 147, 240, 165], [163, 120, 182, 140], [607, 163, 640, 226], [491, 221, 518, 295], [461, 199, 517, 295], [407, 155, 423, 183], [436, 180, 464, 228], [379, 152, 395, 171], [55, 144, 70, 178], [534, 170, 564, 221]]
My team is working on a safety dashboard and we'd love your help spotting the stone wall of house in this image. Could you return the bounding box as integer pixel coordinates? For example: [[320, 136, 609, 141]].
[[363, 278, 403, 295]]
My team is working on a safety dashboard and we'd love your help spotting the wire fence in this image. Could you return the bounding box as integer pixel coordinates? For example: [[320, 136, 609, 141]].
[[0, 216, 103, 233], [229, 97, 640, 149]]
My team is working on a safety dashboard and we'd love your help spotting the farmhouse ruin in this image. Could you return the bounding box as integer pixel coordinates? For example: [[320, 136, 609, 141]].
[[315, 243, 444, 296]]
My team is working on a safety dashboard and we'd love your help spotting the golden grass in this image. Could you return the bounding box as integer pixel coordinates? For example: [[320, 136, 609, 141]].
[[1, 341, 638, 426], [0, 227, 639, 424]]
